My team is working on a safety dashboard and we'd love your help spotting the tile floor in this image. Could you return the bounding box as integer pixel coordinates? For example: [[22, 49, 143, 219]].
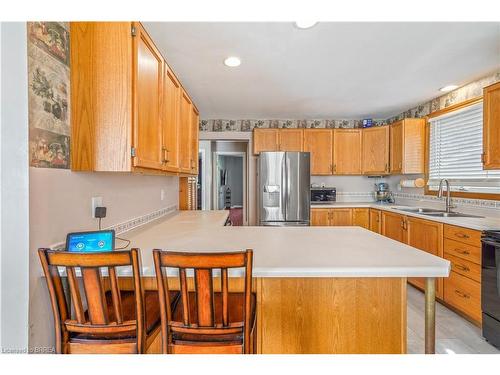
[[407, 285, 499, 354]]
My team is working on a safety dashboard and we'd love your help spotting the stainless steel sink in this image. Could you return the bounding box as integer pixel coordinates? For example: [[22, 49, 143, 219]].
[[392, 207, 446, 214], [421, 212, 484, 218]]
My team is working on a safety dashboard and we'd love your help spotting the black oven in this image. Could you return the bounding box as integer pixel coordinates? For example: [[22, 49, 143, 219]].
[[482, 230, 500, 348], [311, 187, 336, 204]]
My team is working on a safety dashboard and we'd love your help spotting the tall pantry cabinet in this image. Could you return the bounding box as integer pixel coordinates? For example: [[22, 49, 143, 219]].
[[70, 22, 199, 175]]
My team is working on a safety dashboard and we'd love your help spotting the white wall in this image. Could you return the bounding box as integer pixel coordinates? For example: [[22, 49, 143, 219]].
[[0, 22, 30, 353], [29, 169, 179, 349], [311, 175, 386, 193]]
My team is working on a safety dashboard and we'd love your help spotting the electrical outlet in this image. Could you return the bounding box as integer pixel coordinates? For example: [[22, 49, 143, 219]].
[[160, 189, 165, 201], [91, 196, 103, 218]]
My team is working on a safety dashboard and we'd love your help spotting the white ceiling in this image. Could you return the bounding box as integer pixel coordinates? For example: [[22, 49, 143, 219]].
[[144, 22, 500, 119]]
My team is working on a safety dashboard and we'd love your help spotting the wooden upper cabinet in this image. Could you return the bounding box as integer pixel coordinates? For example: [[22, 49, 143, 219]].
[[162, 66, 181, 172], [390, 121, 403, 174], [179, 91, 192, 174], [362, 126, 389, 175], [369, 209, 382, 234], [303, 129, 333, 175], [279, 129, 303, 151], [390, 119, 425, 174], [333, 129, 361, 174], [70, 22, 197, 174], [381, 211, 406, 243], [132, 22, 164, 170], [253, 129, 279, 154], [483, 82, 500, 169], [70, 22, 133, 172], [191, 105, 200, 174]]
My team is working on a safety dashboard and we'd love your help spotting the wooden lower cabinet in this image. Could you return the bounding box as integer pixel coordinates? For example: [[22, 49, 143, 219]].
[[330, 209, 353, 226], [369, 209, 382, 233], [352, 208, 369, 229], [442, 224, 482, 324], [311, 208, 368, 227], [405, 217, 444, 299], [179, 176, 197, 210], [381, 211, 406, 242], [311, 209, 330, 226], [444, 271, 482, 323]]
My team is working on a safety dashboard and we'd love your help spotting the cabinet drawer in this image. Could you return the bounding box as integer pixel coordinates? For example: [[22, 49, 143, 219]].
[[444, 225, 481, 247], [444, 253, 481, 282], [444, 238, 481, 265], [444, 270, 481, 323]]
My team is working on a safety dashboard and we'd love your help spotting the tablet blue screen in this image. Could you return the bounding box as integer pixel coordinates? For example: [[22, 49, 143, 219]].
[[67, 231, 114, 252]]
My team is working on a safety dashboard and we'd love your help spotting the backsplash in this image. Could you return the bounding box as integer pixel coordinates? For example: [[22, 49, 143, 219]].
[[393, 192, 500, 211]]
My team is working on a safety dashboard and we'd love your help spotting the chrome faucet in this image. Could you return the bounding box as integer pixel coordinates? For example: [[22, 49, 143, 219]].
[[437, 179, 455, 213]]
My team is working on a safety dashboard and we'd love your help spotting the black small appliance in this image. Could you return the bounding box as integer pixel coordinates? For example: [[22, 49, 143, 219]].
[[481, 230, 500, 348], [311, 187, 336, 204]]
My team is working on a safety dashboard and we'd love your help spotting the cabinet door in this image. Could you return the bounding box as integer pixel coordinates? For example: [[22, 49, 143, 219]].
[[132, 23, 164, 170], [381, 211, 406, 243], [253, 129, 279, 154], [483, 82, 500, 169], [303, 129, 333, 175], [279, 129, 303, 151], [311, 209, 331, 226], [162, 66, 180, 172], [362, 126, 389, 175], [369, 209, 382, 233], [352, 208, 369, 229], [390, 121, 403, 174], [330, 209, 353, 226], [190, 106, 199, 174], [333, 129, 361, 174], [401, 119, 425, 174], [179, 91, 192, 173], [406, 217, 444, 299]]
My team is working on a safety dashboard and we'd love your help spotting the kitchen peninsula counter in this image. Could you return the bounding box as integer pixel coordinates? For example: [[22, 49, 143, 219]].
[[117, 210, 448, 354]]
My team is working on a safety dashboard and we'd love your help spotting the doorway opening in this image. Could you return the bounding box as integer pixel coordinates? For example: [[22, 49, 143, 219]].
[[215, 152, 245, 225]]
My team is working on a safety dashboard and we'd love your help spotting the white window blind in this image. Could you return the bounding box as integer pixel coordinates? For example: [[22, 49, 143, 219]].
[[428, 101, 500, 194]]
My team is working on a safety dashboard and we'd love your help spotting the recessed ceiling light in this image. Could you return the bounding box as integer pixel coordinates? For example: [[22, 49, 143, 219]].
[[439, 85, 459, 92], [224, 56, 241, 67], [295, 21, 318, 29]]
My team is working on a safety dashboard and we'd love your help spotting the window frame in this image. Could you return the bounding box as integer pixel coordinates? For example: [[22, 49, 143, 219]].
[[424, 96, 500, 200]]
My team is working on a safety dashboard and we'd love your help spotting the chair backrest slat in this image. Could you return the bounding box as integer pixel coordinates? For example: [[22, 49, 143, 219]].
[[108, 267, 123, 324], [221, 268, 229, 327], [179, 268, 190, 325], [81, 267, 109, 325], [66, 266, 85, 324], [194, 269, 214, 327]]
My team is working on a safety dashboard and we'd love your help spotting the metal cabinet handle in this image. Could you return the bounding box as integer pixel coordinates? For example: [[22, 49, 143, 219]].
[[456, 232, 470, 239], [455, 264, 470, 272], [455, 248, 470, 255], [162, 147, 169, 163], [454, 290, 470, 299]]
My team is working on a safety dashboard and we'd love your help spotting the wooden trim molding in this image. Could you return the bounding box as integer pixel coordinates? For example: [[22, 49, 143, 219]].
[[423, 96, 500, 200]]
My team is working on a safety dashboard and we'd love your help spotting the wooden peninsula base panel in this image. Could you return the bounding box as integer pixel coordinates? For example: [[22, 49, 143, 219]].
[[122, 276, 407, 354]]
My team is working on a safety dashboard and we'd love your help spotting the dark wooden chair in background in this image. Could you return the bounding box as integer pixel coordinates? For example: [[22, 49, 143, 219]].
[[153, 249, 256, 354], [38, 248, 178, 354]]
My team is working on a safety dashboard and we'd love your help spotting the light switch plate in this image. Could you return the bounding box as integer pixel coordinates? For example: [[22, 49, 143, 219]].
[[91, 196, 103, 218], [161, 189, 165, 201]]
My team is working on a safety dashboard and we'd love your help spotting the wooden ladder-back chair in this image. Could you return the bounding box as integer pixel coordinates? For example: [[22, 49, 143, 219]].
[[153, 249, 256, 354], [39, 248, 176, 354]]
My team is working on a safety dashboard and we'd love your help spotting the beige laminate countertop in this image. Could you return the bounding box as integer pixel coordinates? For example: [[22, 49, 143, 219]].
[[120, 210, 450, 279], [311, 202, 500, 231]]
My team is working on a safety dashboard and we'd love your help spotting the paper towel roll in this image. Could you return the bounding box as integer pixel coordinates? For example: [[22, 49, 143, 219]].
[[400, 178, 425, 188]]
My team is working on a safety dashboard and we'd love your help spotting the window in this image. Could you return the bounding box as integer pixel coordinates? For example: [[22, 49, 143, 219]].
[[428, 101, 500, 194]]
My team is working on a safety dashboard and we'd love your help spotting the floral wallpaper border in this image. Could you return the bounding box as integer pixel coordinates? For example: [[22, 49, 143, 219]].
[[200, 71, 500, 132]]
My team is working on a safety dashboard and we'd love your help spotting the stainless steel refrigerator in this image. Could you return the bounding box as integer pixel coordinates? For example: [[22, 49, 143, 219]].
[[258, 152, 310, 226]]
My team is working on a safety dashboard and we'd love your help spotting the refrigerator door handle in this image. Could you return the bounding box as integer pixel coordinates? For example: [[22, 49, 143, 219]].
[[281, 154, 287, 220]]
